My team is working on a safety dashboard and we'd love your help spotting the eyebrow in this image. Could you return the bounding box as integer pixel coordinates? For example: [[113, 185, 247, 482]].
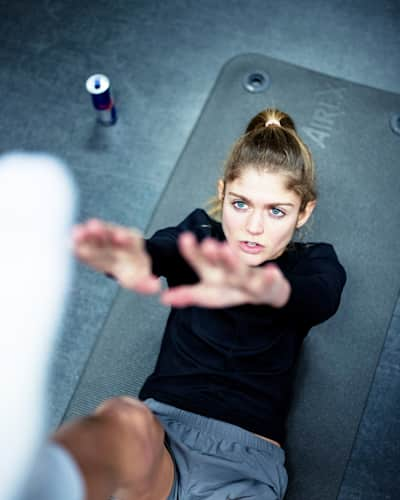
[[227, 191, 295, 207]]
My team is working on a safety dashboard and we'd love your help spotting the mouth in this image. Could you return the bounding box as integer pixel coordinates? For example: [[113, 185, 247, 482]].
[[239, 240, 265, 254]]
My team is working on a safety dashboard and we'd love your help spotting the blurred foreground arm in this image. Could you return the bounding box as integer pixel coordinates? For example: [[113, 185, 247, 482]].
[[0, 152, 78, 499], [73, 219, 161, 294]]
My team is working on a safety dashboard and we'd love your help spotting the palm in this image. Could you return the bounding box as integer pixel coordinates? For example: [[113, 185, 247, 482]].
[[73, 219, 160, 294], [161, 232, 290, 308]]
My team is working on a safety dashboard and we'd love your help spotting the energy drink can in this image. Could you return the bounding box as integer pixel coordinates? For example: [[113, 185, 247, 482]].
[[86, 74, 117, 126]]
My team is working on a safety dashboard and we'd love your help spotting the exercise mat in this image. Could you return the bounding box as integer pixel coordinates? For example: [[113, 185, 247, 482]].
[[63, 54, 400, 500]]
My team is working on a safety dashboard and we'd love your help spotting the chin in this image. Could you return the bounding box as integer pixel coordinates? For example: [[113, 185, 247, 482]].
[[241, 253, 267, 267]]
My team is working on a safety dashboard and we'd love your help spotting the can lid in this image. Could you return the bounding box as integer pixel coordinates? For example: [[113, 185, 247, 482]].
[[86, 74, 110, 94]]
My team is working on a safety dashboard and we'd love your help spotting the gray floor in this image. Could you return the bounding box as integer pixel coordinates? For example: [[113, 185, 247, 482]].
[[1, 1, 399, 498]]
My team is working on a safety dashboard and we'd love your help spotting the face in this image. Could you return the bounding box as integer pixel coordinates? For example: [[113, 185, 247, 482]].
[[218, 169, 316, 266]]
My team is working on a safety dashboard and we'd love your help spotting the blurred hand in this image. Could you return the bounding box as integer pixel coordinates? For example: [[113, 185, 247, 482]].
[[161, 232, 291, 308], [72, 219, 161, 294]]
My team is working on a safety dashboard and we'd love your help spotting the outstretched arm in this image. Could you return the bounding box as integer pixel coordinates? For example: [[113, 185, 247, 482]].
[[73, 220, 290, 308], [73, 219, 161, 294], [160, 232, 291, 308]]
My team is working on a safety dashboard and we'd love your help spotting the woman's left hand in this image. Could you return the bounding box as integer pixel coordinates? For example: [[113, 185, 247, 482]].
[[160, 232, 291, 308]]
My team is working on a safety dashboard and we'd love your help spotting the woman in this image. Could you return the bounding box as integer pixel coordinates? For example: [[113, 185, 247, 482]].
[[61, 108, 346, 500]]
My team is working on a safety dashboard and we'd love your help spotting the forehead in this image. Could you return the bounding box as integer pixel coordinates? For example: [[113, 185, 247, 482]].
[[227, 169, 300, 205]]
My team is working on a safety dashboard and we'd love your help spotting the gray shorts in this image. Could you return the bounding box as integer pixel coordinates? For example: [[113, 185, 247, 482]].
[[144, 398, 288, 500]]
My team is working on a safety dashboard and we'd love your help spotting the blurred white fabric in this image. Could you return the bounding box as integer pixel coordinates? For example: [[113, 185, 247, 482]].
[[0, 153, 76, 500]]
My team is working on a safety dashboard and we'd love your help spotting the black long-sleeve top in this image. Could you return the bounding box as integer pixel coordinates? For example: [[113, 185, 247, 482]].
[[139, 209, 346, 444]]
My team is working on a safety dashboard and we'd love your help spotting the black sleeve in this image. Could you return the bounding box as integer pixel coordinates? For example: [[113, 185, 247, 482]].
[[144, 209, 214, 286], [281, 243, 347, 327]]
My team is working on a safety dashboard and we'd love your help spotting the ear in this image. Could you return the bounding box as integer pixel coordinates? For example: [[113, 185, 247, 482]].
[[217, 179, 225, 201], [296, 200, 317, 229]]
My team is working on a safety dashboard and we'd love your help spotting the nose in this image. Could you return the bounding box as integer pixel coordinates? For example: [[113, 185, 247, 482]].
[[245, 210, 264, 235]]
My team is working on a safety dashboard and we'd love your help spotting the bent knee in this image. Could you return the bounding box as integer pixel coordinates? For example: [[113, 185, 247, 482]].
[[95, 397, 162, 442], [94, 397, 167, 487], [95, 396, 148, 418]]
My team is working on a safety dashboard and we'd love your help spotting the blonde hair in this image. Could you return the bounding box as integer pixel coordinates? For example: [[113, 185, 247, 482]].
[[207, 108, 317, 219]]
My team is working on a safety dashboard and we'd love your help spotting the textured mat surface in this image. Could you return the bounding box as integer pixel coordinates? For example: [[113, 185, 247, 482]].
[[338, 297, 400, 500], [63, 54, 400, 499]]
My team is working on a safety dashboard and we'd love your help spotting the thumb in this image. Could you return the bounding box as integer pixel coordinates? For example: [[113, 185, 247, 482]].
[[120, 274, 161, 294]]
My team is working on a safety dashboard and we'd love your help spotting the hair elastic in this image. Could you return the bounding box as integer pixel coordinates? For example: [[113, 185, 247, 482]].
[[265, 119, 281, 127]]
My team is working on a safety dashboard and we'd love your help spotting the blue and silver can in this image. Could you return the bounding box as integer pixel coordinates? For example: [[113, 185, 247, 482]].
[[86, 74, 117, 126]]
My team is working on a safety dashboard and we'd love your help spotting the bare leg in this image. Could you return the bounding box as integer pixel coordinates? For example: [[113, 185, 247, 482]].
[[51, 397, 175, 500]]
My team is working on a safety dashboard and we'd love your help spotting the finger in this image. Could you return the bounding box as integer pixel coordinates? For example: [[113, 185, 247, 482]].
[[243, 268, 270, 299], [72, 222, 100, 245], [196, 239, 234, 284], [161, 284, 247, 308], [244, 263, 277, 293], [244, 263, 289, 306], [262, 264, 291, 307], [109, 226, 143, 250], [72, 224, 85, 243], [200, 238, 222, 267], [123, 227, 146, 252], [160, 284, 195, 307], [74, 244, 112, 271], [126, 275, 161, 295], [110, 227, 131, 245], [199, 240, 250, 288], [87, 218, 108, 240], [178, 232, 212, 275], [180, 234, 236, 281], [82, 221, 144, 254], [73, 222, 118, 265], [218, 242, 249, 282], [73, 218, 109, 247], [261, 263, 283, 286], [217, 242, 237, 270], [95, 222, 133, 248]]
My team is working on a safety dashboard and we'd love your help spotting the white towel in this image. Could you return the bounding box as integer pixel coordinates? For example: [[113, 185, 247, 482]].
[[0, 153, 77, 500]]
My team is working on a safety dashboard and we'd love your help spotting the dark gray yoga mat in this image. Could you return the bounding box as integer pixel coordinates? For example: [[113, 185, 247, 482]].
[[63, 54, 400, 499]]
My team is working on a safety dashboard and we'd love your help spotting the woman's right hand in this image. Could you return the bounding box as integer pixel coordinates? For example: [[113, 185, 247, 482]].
[[72, 219, 161, 294]]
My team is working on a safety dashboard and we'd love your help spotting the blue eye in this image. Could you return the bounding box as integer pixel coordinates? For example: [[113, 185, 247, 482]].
[[271, 207, 285, 217], [233, 200, 248, 210]]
